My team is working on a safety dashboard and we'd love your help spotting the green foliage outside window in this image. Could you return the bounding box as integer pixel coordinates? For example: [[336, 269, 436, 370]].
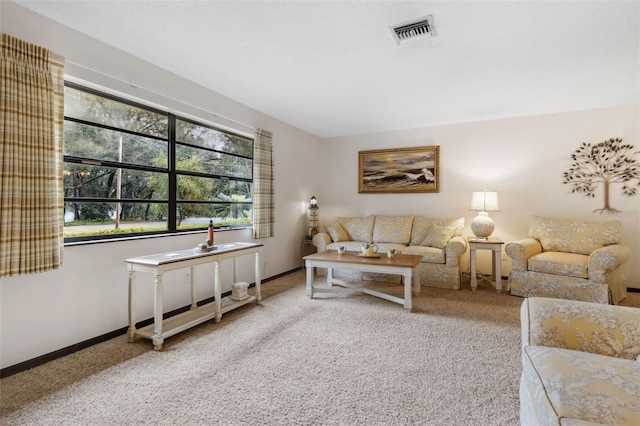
[[63, 83, 253, 240]]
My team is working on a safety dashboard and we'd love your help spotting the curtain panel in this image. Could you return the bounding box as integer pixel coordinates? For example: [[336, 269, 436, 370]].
[[253, 129, 274, 239], [0, 34, 65, 277]]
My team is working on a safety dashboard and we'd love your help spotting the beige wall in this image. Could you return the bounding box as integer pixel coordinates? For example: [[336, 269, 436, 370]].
[[315, 106, 640, 284], [0, 1, 323, 369]]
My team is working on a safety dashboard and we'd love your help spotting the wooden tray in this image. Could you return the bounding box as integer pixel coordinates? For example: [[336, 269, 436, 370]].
[[353, 252, 380, 258]]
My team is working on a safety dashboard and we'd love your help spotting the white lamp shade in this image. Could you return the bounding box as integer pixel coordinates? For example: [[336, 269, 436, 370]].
[[470, 190, 500, 212]]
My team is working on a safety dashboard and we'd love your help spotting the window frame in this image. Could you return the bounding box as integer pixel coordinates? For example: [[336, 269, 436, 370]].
[[63, 81, 254, 243]]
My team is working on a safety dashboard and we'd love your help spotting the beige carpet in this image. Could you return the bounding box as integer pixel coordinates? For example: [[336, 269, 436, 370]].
[[2, 271, 639, 425]]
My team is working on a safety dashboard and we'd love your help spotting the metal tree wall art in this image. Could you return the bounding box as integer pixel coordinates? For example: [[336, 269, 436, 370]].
[[563, 138, 640, 214]]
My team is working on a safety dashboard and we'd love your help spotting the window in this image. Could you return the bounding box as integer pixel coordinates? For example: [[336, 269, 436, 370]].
[[63, 83, 253, 241]]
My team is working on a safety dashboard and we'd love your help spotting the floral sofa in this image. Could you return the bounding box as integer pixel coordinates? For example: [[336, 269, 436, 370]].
[[520, 297, 640, 425], [506, 216, 631, 304], [312, 215, 467, 289]]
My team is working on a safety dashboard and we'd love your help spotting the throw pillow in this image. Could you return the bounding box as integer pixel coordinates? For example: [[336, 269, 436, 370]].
[[421, 225, 455, 249], [372, 215, 414, 244], [325, 223, 348, 242], [410, 216, 464, 246], [337, 215, 375, 242]]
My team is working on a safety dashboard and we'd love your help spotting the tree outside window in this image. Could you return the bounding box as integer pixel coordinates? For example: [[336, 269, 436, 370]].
[[63, 83, 253, 240]]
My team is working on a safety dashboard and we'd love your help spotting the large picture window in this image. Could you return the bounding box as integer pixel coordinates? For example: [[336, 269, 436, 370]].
[[63, 83, 253, 241]]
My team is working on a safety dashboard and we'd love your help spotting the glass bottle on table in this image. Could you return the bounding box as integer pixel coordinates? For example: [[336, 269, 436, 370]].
[[208, 220, 214, 247]]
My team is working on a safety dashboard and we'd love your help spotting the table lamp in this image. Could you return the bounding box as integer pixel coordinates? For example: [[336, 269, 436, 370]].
[[469, 190, 500, 239]]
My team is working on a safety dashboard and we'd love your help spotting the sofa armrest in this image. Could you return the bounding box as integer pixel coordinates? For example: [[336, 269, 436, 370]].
[[312, 233, 332, 252], [521, 297, 640, 360], [505, 239, 542, 272], [445, 236, 467, 267], [588, 244, 632, 281]]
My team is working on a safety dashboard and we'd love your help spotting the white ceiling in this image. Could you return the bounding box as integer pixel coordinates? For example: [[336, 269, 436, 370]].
[[14, 0, 640, 139]]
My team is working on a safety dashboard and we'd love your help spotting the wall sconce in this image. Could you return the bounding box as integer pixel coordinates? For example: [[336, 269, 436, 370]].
[[308, 196, 319, 238], [469, 190, 500, 239]]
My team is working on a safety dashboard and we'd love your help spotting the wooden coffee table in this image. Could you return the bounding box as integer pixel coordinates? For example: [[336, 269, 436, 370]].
[[303, 250, 422, 310]]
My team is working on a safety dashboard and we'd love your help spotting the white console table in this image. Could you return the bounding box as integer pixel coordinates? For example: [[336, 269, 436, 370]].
[[126, 242, 262, 350]]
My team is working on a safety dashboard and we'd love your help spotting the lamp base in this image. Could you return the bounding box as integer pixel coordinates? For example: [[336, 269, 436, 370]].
[[471, 211, 495, 239]]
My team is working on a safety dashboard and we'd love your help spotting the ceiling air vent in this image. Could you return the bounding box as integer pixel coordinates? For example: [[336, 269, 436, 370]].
[[391, 15, 436, 44]]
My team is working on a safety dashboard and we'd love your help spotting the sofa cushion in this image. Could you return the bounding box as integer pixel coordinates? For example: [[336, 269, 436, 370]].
[[529, 216, 622, 255], [528, 252, 589, 279], [402, 245, 445, 264], [325, 223, 348, 242], [372, 215, 413, 245], [522, 346, 640, 425], [410, 216, 464, 246], [337, 215, 375, 242], [420, 225, 456, 249]]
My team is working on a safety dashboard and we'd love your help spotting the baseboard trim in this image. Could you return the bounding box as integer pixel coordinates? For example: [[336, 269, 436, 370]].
[[0, 267, 302, 379], [629, 287, 640, 293]]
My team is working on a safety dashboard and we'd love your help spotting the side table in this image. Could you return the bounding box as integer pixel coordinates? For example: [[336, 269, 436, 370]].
[[301, 238, 316, 268], [468, 237, 504, 292]]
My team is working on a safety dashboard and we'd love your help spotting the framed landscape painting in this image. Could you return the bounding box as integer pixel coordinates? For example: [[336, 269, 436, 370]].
[[358, 146, 439, 193]]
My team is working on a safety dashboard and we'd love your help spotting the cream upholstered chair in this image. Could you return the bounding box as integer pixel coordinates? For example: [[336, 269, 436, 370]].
[[506, 216, 631, 304], [520, 297, 640, 425]]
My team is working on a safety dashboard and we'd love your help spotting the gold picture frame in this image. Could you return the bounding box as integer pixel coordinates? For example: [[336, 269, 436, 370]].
[[358, 146, 439, 193]]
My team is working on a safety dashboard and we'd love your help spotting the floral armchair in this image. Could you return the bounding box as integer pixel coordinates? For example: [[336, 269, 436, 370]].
[[520, 297, 640, 425], [506, 216, 631, 304]]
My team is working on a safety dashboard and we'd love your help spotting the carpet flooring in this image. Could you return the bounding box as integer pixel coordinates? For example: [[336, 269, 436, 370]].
[[1, 271, 639, 425]]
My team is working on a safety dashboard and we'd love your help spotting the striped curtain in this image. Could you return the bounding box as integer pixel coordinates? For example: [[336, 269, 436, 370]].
[[252, 128, 275, 239], [0, 34, 65, 277]]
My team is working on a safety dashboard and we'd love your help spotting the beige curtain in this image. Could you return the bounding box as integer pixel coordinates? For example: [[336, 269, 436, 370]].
[[0, 34, 65, 277], [253, 129, 275, 239]]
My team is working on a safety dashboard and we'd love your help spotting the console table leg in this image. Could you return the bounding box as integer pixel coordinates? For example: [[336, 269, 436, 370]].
[[189, 266, 197, 310], [214, 261, 222, 323], [152, 274, 164, 351], [127, 270, 136, 342]]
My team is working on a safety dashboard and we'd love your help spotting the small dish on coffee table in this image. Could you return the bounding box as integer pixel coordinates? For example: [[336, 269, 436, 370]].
[[353, 253, 380, 258]]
